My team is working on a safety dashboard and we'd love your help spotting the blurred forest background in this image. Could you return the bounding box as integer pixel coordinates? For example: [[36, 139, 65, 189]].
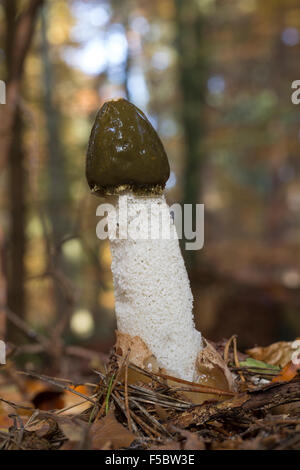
[[0, 0, 300, 373]]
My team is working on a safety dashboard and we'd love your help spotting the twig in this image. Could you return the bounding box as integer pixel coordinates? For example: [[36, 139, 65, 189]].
[[17, 370, 96, 405], [5, 307, 48, 346], [95, 370, 193, 408], [112, 391, 139, 435], [115, 391, 159, 439], [0, 396, 35, 412], [152, 370, 236, 396], [127, 363, 165, 386], [224, 335, 234, 365], [224, 335, 245, 382], [174, 380, 300, 428], [126, 395, 190, 410], [233, 336, 245, 383], [128, 395, 171, 437], [124, 351, 132, 432], [56, 394, 98, 416], [128, 362, 235, 396]]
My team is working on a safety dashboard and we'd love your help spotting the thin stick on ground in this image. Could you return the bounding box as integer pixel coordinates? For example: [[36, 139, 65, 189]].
[[127, 362, 235, 396], [112, 391, 139, 435], [124, 350, 132, 432], [152, 370, 236, 396], [17, 370, 96, 405], [233, 336, 246, 383]]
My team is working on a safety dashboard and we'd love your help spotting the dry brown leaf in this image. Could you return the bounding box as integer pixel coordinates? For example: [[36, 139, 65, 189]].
[[25, 378, 49, 397], [90, 410, 135, 450], [60, 441, 79, 450], [62, 385, 92, 414], [211, 436, 264, 450], [152, 429, 205, 450], [151, 441, 181, 450], [247, 340, 300, 367], [27, 419, 57, 438], [60, 421, 87, 443], [194, 338, 235, 395], [180, 429, 205, 450], [32, 390, 64, 410], [115, 331, 157, 370], [115, 331, 163, 384], [272, 361, 300, 383], [0, 412, 13, 431]]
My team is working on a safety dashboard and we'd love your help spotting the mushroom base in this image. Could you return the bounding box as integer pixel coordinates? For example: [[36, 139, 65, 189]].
[[114, 330, 235, 400]]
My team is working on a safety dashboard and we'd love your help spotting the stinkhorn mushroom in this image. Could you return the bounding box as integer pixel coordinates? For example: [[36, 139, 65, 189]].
[[86, 99, 232, 388]]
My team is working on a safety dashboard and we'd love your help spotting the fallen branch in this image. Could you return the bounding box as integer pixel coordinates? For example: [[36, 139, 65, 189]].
[[174, 380, 300, 428]]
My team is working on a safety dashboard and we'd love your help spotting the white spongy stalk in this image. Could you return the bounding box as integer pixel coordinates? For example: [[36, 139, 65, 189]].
[[108, 193, 202, 381]]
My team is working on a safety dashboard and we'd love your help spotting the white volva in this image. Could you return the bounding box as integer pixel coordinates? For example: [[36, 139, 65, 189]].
[[107, 193, 203, 381]]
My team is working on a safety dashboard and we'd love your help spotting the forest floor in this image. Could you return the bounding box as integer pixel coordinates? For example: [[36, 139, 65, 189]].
[[0, 336, 300, 450]]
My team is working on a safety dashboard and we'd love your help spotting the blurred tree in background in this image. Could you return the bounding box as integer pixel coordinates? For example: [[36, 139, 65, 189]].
[[0, 0, 300, 369], [0, 0, 43, 343]]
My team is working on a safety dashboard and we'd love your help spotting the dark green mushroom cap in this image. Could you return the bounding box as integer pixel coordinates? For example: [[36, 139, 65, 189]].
[[86, 98, 170, 196]]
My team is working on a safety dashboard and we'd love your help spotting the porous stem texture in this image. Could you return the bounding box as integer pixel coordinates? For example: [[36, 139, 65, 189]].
[[108, 193, 202, 381]]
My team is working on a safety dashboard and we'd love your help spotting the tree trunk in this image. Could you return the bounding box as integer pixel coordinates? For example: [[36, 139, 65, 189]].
[[174, 0, 207, 268], [7, 111, 26, 324], [0, 0, 44, 340], [175, 0, 207, 207]]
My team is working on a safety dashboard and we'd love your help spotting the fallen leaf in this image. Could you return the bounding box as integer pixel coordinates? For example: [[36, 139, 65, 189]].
[[27, 417, 59, 440], [193, 338, 236, 401], [25, 378, 49, 397], [272, 361, 300, 383], [90, 411, 135, 450], [115, 331, 156, 370], [60, 441, 79, 450], [62, 385, 92, 414], [60, 421, 87, 443], [151, 441, 181, 450], [247, 340, 300, 368], [152, 428, 205, 450], [115, 331, 158, 384], [180, 429, 205, 450], [0, 412, 13, 431], [32, 390, 64, 410]]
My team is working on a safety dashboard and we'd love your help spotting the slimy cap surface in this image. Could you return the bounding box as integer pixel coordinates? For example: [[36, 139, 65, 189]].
[[86, 99, 170, 196]]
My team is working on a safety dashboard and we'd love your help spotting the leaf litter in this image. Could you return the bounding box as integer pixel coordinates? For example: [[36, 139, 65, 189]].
[[0, 337, 299, 450]]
